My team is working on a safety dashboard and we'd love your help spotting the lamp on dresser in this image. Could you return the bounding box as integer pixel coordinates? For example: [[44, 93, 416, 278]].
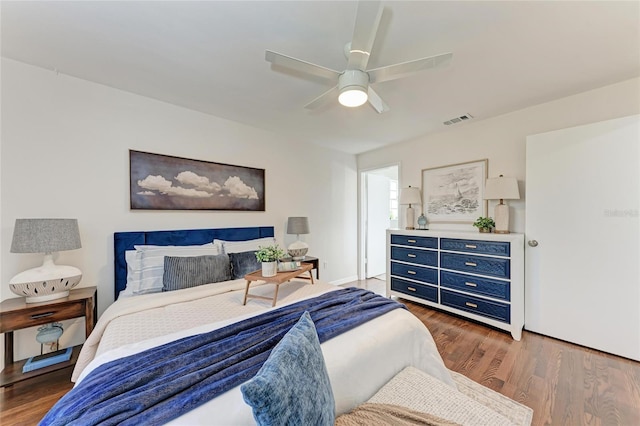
[[9, 218, 83, 303], [484, 175, 520, 234], [399, 186, 421, 230], [286, 216, 310, 260]]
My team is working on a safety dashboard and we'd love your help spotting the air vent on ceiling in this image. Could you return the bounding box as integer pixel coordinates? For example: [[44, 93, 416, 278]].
[[443, 114, 473, 126]]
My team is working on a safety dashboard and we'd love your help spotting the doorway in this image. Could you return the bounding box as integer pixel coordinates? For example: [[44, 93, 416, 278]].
[[359, 164, 399, 280]]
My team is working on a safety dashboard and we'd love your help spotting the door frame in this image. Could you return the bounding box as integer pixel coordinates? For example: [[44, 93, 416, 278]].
[[358, 162, 401, 280]]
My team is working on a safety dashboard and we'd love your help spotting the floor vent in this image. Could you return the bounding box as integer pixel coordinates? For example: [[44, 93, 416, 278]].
[[444, 114, 473, 126]]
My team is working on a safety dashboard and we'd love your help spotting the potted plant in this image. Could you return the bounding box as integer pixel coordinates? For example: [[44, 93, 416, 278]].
[[473, 217, 495, 233], [255, 244, 285, 277]]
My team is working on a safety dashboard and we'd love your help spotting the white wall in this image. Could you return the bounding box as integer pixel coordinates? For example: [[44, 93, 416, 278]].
[[358, 77, 640, 233], [0, 58, 358, 362]]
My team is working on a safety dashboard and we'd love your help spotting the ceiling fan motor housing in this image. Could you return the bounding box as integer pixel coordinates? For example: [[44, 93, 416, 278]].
[[339, 69, 369, 92]]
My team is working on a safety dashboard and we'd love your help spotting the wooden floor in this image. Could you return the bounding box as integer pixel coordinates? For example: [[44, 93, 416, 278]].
[[2, 278, 639, 425]]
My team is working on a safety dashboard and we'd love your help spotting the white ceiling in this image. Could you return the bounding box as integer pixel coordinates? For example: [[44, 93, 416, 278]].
[[2, 1, 639, 154]]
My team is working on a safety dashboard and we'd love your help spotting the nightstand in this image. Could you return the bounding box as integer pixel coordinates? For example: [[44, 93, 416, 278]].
[[0, 286, 97, 387]]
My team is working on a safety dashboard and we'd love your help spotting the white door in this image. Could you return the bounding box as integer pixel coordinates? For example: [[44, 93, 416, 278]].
[[366, 173, 391, 278], [525, 115, 639, 360]]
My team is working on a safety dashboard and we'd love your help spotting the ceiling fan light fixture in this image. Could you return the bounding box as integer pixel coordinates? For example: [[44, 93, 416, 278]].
[[339, 87, 368, 107], [338, 70, 369, 107]]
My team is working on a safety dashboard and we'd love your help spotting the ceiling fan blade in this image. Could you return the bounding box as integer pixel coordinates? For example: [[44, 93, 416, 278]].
[[368, 52, 453, 84], [367, 87, 390, 114], [266, 50, 340, 83], [304, 86, 339, 110], [347, 1, 383, 71]]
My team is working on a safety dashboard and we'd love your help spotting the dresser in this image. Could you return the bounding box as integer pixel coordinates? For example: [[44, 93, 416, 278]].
[[387, 230, 524, 340]]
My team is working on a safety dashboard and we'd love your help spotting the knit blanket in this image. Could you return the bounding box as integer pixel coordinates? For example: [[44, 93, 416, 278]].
[[335, 403, 461, 426], [40, 288, 404, 426]]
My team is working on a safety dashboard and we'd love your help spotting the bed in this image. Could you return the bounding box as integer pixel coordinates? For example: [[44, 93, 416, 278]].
[[43, 226, 456, 425]]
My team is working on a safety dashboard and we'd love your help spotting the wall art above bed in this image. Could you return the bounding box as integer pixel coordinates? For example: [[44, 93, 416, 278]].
[[129, 150, 265, 211]]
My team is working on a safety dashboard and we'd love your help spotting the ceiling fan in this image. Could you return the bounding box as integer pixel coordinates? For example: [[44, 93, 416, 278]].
[[265, 1, 453, 113]]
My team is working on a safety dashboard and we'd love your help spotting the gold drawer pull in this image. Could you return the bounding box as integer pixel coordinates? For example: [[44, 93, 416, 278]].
[[465, 282, 477, 287], [465, 244, 477, 249], [407, 287, 417, 292], [407, 239, 416, 243], [465, 262, 477, 267], [407, 270, 417, 275], [465, 302, 478, 308], [407, 254, 417, 258]]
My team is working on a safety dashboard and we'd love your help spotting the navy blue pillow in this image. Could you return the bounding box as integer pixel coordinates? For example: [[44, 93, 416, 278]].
[[228, 250, 260, 279], [241, 312, 335, 425]]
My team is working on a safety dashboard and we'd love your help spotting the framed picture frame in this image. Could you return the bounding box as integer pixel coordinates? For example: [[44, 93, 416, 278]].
[[421, 159, 487, 223], [129, 150, 265, 211]]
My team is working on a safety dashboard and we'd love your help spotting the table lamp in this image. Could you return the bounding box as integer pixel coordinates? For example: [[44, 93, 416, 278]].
[[286, 217, 309, 260], [399, 186, 421, 230], [10, 218, 83, 303], [484, 176, 520, 234]]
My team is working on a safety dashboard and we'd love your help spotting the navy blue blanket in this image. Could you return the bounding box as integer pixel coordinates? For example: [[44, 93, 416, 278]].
[[40, 288, 404, 426]]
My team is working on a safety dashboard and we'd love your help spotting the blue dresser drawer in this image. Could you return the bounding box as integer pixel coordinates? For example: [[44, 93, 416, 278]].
[[440, 238, 510, 257], [440, 271, 510, 301], [440, 253, 510, 279], [441, 289, 510, 323], [391, 277, 437, 302], [391, 247, 437, 266], [391, 262, 437, 284], [391, 235, 437, 249]]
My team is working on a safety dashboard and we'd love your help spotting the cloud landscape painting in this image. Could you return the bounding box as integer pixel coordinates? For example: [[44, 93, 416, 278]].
[[130, 150, 265, 211]]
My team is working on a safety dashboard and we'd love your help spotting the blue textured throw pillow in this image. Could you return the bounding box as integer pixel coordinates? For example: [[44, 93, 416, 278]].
[[241, 312, 335, 426], [162, 254, 231, 292], [228, 250, 260, 279]]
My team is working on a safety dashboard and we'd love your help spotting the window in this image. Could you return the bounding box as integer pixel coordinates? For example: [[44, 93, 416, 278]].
[[390, 180, 398, 220]]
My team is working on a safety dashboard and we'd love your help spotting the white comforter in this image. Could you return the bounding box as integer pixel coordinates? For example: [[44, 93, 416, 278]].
[[73, 279, 454, 425]]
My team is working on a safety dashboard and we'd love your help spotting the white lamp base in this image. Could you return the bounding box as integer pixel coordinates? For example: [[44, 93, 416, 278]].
[[287, 240, 309, 260], [9, 255, 82, 303], [494, 202, 510, 234], [406, 205, 415, 230]]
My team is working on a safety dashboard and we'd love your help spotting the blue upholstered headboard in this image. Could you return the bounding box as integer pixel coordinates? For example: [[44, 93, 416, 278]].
[[114, 226, 274, 299]]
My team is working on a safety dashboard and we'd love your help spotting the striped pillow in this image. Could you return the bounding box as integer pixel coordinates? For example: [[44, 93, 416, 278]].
[[131, 245, 222, 295], [162, 254, 232, 292]]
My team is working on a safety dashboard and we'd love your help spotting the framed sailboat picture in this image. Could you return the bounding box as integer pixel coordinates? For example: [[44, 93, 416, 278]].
[[421, 159, 487, 223]]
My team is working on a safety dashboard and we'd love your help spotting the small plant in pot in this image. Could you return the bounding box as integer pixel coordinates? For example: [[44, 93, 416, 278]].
[[255, 244, 285, 277], [473, 217, 495, 233]]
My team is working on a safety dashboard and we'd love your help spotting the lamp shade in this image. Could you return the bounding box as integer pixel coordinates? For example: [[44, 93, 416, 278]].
[[287, 217, 310, 235], [484, 176, 520, 200], [11, 219, 81, 254], [399, 186, 421, 205]]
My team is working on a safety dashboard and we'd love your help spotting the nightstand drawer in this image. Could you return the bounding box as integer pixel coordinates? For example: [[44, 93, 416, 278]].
[[391, 262, 437, 284], [440, 271, 510, 301], [440, 238, 510, 257], [0, 302, 85, 333], [441, 289, 510, 323], [391, 278, 437, 302], [391, 235, 437, 249], [391, 247, 437, 266], [440, 253, 510, 279]]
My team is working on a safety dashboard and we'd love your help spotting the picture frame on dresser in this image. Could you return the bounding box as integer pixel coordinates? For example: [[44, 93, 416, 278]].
[[421, 159, 487, 224]]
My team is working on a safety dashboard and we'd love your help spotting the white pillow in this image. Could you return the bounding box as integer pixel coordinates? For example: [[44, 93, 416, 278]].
[[123, 244, 222, 295], [214, 237, 276, 254]]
